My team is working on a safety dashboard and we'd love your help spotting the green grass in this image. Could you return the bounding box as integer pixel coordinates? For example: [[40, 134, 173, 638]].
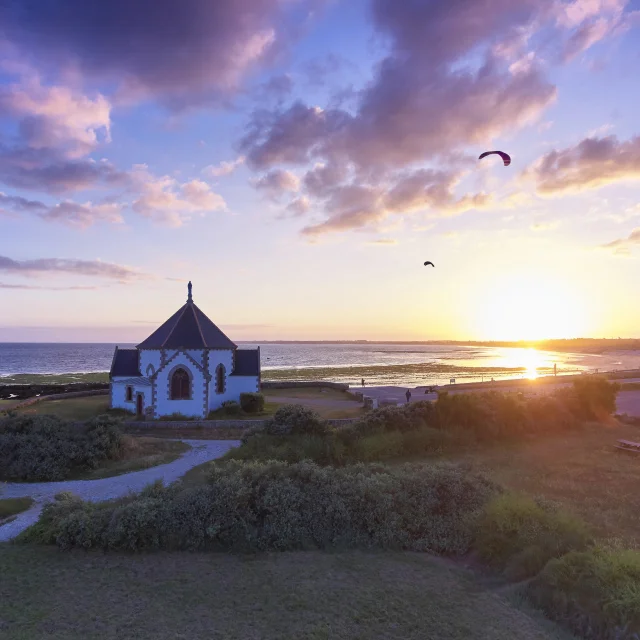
[[0, 546, 575, 640], [0, 372, 109, 385], [69, 437, 189, 480], [15, 395, 111, 421], [0, 497, 34, 521], [206, 401, 280, 420]]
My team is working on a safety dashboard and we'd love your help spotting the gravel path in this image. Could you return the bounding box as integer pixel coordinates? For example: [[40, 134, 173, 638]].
[[0, 439, 239, 542]]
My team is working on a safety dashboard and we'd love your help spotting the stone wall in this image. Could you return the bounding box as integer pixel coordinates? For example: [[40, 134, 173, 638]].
[[6, 389, 109, 411], [261, 381, 349, 391], [125, 417, 358, 429]]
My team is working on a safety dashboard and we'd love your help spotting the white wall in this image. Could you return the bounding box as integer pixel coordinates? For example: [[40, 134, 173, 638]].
[[111, 378, 152, 413], [208, 374, 259, 410], [185, 349, 205, 367], [139, 350, 162, 378], [155, 352, 207, 418]]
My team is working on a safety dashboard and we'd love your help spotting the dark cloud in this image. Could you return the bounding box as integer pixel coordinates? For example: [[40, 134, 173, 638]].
[[258, 74, 294, 102], [0, 0, 321, 108], [0, 256, 144, 280], [528, 135, 640, 194], [303, 53, 348, 85], [253, 168, 300, 196]]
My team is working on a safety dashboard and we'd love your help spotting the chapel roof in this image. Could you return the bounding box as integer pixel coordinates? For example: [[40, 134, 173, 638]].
[[136, 282, 237, 350], [110, 348, 141, 377]]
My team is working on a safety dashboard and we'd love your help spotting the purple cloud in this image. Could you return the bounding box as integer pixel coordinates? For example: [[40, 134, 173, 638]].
[[0, 0, 322, 108], [601, 228, 640, 254], [0, 255, 145, 280], [253, 168, 300, 197], [528, 135, 640, 194]]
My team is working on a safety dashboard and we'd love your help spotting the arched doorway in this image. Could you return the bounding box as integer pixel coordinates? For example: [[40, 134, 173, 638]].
[[136, 393, 144, 418]]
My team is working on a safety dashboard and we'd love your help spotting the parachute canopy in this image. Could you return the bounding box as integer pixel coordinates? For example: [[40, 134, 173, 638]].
[[479, 150, 511, 166], [424, 261, 434, 267]]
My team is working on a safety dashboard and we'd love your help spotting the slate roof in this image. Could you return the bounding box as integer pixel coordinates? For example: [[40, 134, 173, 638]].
[[232, 349, 260, 376], [110, 348, 141, 377], [137, 301, 237, 350]]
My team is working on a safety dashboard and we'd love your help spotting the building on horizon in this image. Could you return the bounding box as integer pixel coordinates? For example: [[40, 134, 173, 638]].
[[109, 282, 260, 419]]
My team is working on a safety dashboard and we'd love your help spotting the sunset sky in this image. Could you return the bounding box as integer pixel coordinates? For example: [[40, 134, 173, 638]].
[[1, 0, 639, 342]]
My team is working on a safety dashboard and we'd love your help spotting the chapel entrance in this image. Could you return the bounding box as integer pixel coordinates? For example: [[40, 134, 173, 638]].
[[136, 394, 144, 418]]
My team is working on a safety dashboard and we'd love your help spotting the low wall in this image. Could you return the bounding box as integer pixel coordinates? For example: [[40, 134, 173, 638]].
[[125, 417, 358, 430], [261, 381, 349, 391], [6, 389, 109, 411]]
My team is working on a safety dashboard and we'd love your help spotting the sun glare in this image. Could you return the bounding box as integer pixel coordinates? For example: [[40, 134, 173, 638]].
[[477, 272, 588, 341]]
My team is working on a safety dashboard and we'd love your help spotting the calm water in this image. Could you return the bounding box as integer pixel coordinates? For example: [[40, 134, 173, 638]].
[[2, 342, 640, 386]]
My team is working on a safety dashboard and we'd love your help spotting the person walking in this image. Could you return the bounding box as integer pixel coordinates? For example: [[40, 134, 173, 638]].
[[553, 363, 557, 377], [361, 378, 365, 388], [405, 389, 412, 404]]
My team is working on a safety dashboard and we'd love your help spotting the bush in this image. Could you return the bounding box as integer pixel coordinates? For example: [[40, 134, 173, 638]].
[[0, 414, 124, 481], [528, 548, 640, 639], [20, 461, 497, 554], [264, 404, 329, 437], [474, 493, 592, 581], [571, 376, 620, 421], [158, 413, 195, 421], [239, 393, 265, 414]]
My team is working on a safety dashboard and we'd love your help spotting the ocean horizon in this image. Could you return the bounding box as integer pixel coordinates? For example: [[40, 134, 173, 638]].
[[2, 342, 640, 387]]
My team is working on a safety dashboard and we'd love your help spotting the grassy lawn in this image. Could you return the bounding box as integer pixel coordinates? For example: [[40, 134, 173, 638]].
[[70, 437, 189, 480], [15, 395, 111, 421], [446, 421, 640, 546], [0, 546, 573, 640], [0, 498, 34, 525]]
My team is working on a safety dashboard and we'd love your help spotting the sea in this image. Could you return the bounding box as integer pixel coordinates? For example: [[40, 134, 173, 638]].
[[2, 342, 640, 387]]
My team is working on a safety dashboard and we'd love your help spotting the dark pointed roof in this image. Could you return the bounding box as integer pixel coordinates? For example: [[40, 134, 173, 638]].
[[232, 349, 260, 376], [110, 348, 141, 377], [137, 286, 236, 350]]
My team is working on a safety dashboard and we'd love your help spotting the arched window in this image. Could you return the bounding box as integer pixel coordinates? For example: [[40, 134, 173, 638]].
[[126, 386, 133, 402], [170, 367, 191, 400], [216, 364, 225, 394]]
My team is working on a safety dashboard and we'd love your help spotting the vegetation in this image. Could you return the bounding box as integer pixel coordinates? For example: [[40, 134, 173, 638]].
[[0, 547, 574, 640], [474, 493, 592, 581], [239, 392, 265, 413], [19, 461, 495, 553], [229, 379, 620, 466], [529, 549, 640, 639], [0, 414, 124, 481], [0, 497, 34, 521], [14, 395, 111, 421], [206, 399, 279, 420], [157, 412, 196, 421]]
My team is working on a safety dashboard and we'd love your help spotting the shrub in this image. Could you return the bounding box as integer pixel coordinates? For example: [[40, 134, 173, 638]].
[[21, 461, 497, 554], [571, 376, 620, 421], [264, 404, 329, 437], [528, 548, 640, 639], [474, 493, 592, 581], [0, 414, 124, 482], [239, 393, 265, 414], [158, 413, 195, 421], [219, 401, 242, 417]]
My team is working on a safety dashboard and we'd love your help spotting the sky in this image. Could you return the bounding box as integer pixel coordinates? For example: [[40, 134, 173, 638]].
[[1, 0, 640, 343]]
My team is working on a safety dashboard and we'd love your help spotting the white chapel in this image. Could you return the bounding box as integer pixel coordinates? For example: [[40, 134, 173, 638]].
[[109, 282, 260, 419]]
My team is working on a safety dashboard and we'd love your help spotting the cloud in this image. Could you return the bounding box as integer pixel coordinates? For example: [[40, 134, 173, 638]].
[[367, 238, 398, 245], [258, 74, 294, 102], [202, 156, 245, 178], [0, 192, 124, 227], [286, 196, 311, 217], [0, 282, 97, 290], [131, 168, 226, 226], [600, 227, 640, 254], [253, 169, 300, 196], [0, 256, 145, 280], [528, 135, 640, 194], [0, 0, 323, 108], [303, 53, 349, 85]]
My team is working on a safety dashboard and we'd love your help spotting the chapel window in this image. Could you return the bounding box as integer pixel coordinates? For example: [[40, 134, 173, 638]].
[[171, 368, 191, 400]]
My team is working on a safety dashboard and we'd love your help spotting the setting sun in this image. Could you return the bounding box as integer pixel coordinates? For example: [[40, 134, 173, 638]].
[[477, 272, 589, 341]]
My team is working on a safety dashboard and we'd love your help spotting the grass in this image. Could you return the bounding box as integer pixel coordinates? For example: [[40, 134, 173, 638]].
[[0, 497, 34, 522], [14, 395, 111, 421], [447, 421, 640, 547], [70, 437, 189, 480], [206, 401, 280, 420], [0, 372, 109, 385], [0, 546, 575, 640]]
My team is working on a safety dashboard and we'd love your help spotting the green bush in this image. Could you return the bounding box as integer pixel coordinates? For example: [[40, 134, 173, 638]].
[[264, 404, 329, 437], [20, 461, 496, 554], [528, 548, 640, 639], [474, 493, 592, 581], [239, 393, 265, 414], [571, 376, 620, 420], [0, 414, 124, 481], [157, 413, 195, 421]]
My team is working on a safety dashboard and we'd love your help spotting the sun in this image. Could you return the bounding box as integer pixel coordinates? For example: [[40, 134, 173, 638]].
[[476, 272, 588, 341]]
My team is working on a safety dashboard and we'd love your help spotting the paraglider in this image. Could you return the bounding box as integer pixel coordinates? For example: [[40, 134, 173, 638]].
[[478, 150, 511, 166], [424, 261, 434, 267]]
